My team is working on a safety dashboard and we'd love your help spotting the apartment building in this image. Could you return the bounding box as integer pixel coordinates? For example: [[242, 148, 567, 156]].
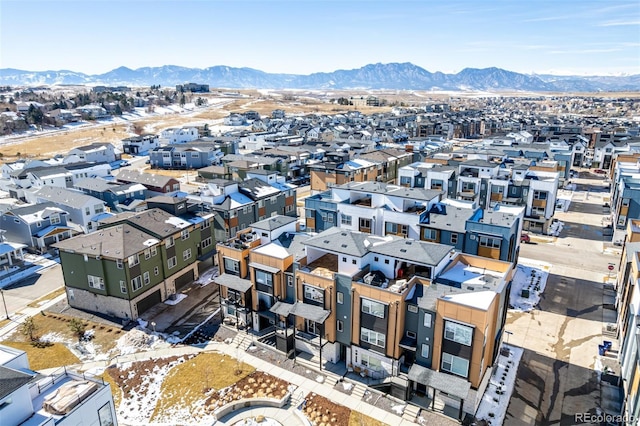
[[54, 208, 207, 320]]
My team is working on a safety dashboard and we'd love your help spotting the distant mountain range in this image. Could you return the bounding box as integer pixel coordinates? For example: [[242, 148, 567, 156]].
[[1, 62, 638, 92]]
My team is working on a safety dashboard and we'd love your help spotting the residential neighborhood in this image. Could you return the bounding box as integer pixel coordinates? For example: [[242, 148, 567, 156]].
[[0, 87, 638, 426]]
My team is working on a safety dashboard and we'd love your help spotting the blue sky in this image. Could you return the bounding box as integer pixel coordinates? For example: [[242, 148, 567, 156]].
[[1, 0, 639, 76]]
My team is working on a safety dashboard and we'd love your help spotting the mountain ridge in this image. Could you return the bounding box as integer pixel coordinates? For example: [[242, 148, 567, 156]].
[[1, 62, 638, 92]]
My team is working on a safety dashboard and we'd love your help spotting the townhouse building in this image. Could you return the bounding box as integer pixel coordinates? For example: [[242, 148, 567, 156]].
[[122, 134, 159, 155], [212, 222, 514, 419], [304, 181, 443, 240], [149, 141, 224, 170], [24, 186, 107, 234], [74, 178, 147, 211], [0, 202, 72, 252], [55, 208, 208, 320], [67, 143, 117, 164], [116, 169, 180, 195], [615, 220, 640, 423], [0, 344, 118, 426], [191, 177, 296, 244]]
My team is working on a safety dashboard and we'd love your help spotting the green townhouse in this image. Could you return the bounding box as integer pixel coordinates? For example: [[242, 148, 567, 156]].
[[54, 208, 213, 321]]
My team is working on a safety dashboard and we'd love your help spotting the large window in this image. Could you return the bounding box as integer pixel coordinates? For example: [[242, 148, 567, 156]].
[[361, 353, 382, 371], [479, 236, 500, 249], [304, 284, 324, 304], [87, 275, 105, 290], [385, 222, 408, 236], [359, 218, 371, 229], [167, 256, 177, 269], [341, 214, 352, 226], [533, 191, 547, 200], [256, 270, 273, 287], [444, 320, 473, 346], [422, 228, 437, 241], [441, 352, 469, 378], [224, 258, 240, 275], [431, 179, 444, 190], [306, 319, 319, 336], [361, 327, 386, 347], [361, 298, 385, 318], [131, 275, 143, 291]]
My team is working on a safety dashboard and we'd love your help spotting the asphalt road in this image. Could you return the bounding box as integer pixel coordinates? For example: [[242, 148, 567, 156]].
[[505, 174, 621, 425]]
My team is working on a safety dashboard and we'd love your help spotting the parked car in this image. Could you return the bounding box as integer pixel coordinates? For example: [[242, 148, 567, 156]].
[[520, 233, 531, 243]]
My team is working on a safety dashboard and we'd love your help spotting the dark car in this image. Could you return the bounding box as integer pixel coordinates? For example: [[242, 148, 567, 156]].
[[520, 233, 531, 243]]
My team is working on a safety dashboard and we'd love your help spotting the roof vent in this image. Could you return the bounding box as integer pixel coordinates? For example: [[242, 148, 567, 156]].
[[400, 249, 407, 253], [324, 240, 330, 244], [341, 244, 348, 248]]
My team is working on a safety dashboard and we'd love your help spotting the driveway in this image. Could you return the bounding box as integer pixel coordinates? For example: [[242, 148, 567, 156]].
[[505, 176, 621, 425]]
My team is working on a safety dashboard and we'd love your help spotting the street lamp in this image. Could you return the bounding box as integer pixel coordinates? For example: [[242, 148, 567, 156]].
[[0, 289, 9, 320], [504, 330, 513, 346]]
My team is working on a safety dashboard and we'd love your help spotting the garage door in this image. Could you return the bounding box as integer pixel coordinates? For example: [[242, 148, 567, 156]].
[[136, 289, 161, 316], [175, 269, 195, 290]]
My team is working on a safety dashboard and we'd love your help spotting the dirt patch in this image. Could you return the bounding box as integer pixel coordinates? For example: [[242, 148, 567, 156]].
[[203, 371, 289, 412], [303, 392, 351, 426]]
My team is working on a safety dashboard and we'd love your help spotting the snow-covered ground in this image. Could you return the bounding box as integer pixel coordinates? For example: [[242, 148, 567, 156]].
[[475, 344, 523, 426], [509, 258, 551, 312]]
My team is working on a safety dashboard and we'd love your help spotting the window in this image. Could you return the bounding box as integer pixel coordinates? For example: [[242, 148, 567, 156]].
[[406, 330, 417, 339], [154, 266, 159, 276], [444, 320, 473, 346], [326, 214, 333, 223], [271, 196, 277, 205], [341, 215, 352, 226], [422, 228, 437, 240], [361, 298, 385, 318], [337, 291, 344, 304], [144, 249, 151, 260], [202, 237, 212, 249], [622, 198, 630, 207], [424, 312, 432, 327], [533, 191, 547, 200], [201, 219, 210, 229], [85, 207, 91, 216], [256, 270, 273, 286], [120, 280, 127, 294], [50, 214, 60, 225], [304, 284, 324, 304], [408, 305, 418, 313], [181, 229, 190, 240], [287, 275, 294, 287], [224, 258, 240, 275], [441, 353, 470, 378], [87, 275, 105, 290], [479, 236, 500, 249], [337, 320, 344, 332], [431, 179, 444, 190], [116, 259, 123, 269], [352, 259, 357, 265], [306, 319, 319, 336], [361, 327, 386, 347], [183, 248, 192, 261], [166, 236, 175, 248], [384, 259, 389, 264], [143, 271, 150, 285], [359, 218, 371, 229], [342, 257, 347, 263], [131, 275, 143, 291], [128, 254, 139, 267], [151, 246, 157, 256], [450, 233, 458, 244], [421, 344, 430, 358], [361, 353, 382, 371], [167, 256, 177, 269]]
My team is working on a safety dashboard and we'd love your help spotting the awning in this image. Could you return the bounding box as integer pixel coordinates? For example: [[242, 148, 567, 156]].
[[248, 262, 281, 274], [290, 302, 330, 323], [270, 301, 294, 317], [399, 335, 417, 350], [0, 242, 26, 256], [214, 273, 252, 293], [408, 364, 471, 400]]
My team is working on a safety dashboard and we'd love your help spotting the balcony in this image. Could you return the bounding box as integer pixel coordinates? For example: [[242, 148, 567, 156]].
[[219, 230, 261, 251]]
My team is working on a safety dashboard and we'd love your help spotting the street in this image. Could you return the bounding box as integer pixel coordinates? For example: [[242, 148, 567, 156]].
[[1, 264, 65, 319], [505, 174, 621, 425]]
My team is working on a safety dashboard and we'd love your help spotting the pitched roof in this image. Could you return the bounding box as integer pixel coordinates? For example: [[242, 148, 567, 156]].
[[304, 228, 394, 257], [35, 186, 103, 207], [368, 238, 454, 266], [0, 366, 35, 400], [54, 223, 158, 259], [117, 169, 178, 187], [4, 202, 67, 223]]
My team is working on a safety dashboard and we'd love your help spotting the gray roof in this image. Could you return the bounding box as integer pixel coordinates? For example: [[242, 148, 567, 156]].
[[35, 186, 103, 207], [54, 223, 158, 259], [478, 210, 518, 228], [369, 239, 454, 266], [461, 159, 497, 168], [408, 283, 440, 311], [270, 301, 294, 317], [427, 206, 476, 233], [3, 201, 66, 220], [304, 228, 392, 257], [290, 301, 330, 323], [335, 181, 442, 201], [117, 169, 178, 187], [275, 233, 310, 261], [0, 366, 35, 399], [408, 363, 470, 400], [252, 215, 297, 231], [214, 273, 253, 293], [121, 208, 190, 238]]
